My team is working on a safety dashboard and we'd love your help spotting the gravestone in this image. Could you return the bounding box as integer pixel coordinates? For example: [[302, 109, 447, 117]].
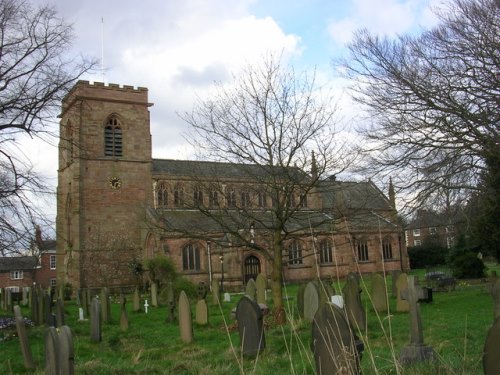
[[55, 297, 65, 327], [255, 273, 267, 304], [133, 287, 141, 312], [44, 292, 53, 326], [31, 287, 39, 325], [315, 280, 334, 306], [391, 270, 402, 298], [491, 279, 500, 321], [371, 273, 388, 313], [311, 302, 363, 375], [297, 283, 306, 319], [399, 275, 435, 365], [81, 289, 89, 318], [21, 287, 29, 306], [178, 291, 193, 343], [151, 282, 158, 307], [14, 305, 35, 369], [342, 274, 366, 332], [211, 279, 220, 305], [197, 282, 208, 300], [45, 326, 59, 375], [78, 308, 85, 321], [195, 299, 209, 325], [120, 295, 129, 331], [396, 273, 410, 313], [144, 299, 149, 314], [58, 325, 75, 375], [235, 295, 266, 357], [100, 287, 111, 323], [6, 288, 12, 312], [224, 292, 231, 302], [90, 297, 102, 342], [166, 281, 175, 322], [37, 288, 45, 326], [483, 316, 500, 375], [245, 278, 257, 301], [304, 281, 320, 323]]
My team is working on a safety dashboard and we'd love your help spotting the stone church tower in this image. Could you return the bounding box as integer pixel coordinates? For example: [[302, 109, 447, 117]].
[[56, 81, 153, 287]]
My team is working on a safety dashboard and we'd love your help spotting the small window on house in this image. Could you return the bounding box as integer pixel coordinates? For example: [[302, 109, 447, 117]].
[[382, 238, 393, 260], [288, 240, 303, 265], [104, 116, 123, 157], [182, 244, 200, 271], [209, 190, 218, 207], [241, 191, 251, 207], [414, 239, 422, 246], [50, 279, 57, 288], [50, 255, 56, 270], [429, 227, 437, 235], [10, 270, 24, 280], [357, 240, 369, 262], [157, 182, 168, 207], [319, 239, 333, 264], [413, 229, 421, 236]]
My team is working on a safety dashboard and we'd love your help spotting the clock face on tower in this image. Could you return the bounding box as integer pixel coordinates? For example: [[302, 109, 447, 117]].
[[109, 177, 122, 190]]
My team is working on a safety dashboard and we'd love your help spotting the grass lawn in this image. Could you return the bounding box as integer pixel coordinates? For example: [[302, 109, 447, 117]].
[[1, 266, 497, 374]]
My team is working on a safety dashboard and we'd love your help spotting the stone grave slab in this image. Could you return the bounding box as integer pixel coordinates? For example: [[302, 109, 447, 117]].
[[178, 291, 193, 343], [195, 299, 209, 325], [245, 278, 257, 301], [255, 273, 267, 304], [371, 273, 388, 313], [342, 274, 365, 332], [236, 295, 265, 357], [14, 305, 35, 369], [304, 282, 320, 323]]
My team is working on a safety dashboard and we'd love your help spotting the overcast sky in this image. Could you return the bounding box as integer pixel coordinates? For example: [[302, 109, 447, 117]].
[[24, 0, 443, 228]]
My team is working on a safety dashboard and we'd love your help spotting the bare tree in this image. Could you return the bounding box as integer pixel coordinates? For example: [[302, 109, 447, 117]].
[[179, 55, 350, 322], [340, 0, 499, 212], [0, 0, 96, 254]]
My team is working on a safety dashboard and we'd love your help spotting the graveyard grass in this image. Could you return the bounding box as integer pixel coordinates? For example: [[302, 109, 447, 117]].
[[1, 264, 498, 375]]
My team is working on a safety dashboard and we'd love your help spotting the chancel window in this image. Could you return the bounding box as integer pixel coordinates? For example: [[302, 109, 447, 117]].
[[241, 191, 251, 208], [157, 183, 168, 207], [382, 238, 393, 260], [288, 240, 303, 265], [357, 239, 369, 262], [182, 244, 200, 271], [226, 189, 237, 208], [174, 184, 184, 207], [209, 190, 218, 207], [257, 191, 266, 208], [319, 239, 333, 264], [104, 116, 123, 157], [193, 189, 203, 206]]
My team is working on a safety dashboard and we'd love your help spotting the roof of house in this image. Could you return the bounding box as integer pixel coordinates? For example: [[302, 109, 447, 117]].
[[0, 256, 38, 272]]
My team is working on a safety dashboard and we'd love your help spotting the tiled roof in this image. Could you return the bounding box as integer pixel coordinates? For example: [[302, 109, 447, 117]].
[[0, 256, 38, 271]]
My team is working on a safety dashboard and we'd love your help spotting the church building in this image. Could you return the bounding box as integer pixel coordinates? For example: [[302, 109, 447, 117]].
[[56, 81, 408, 290]]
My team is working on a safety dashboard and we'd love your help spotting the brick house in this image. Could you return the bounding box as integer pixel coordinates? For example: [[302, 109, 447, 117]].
[[56, 81, 409, 289], [405, 209, 459, 249]]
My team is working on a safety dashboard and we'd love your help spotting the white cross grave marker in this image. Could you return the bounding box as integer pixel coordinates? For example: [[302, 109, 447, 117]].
[[144, 299, 149, 314]]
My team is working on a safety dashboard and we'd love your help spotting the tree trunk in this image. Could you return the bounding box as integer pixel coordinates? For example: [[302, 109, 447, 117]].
[[271, 229, 286, 325]]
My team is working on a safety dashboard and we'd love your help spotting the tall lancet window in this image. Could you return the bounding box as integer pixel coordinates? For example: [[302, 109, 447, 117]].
[[104, 116, 123, 157]]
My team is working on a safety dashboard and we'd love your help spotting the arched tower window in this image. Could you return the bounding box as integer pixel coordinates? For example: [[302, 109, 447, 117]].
[[104, 116, 123, 157]]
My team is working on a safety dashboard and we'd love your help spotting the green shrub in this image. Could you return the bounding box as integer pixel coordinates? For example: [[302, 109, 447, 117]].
[[145, 256, 177, 287], [408, 244, 448, 268], [174, 277, 197, 300], [450, 251, 486, 279]]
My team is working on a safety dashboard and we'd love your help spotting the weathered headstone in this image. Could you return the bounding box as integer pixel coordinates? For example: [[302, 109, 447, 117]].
[[178, 291, 193, 343], [371, 273, 388, 313], [81, 289, 89, 319], [245, 278, 257, 301], [483, 316, 500, 375], [151, 282, 158, 308], [255, 273, 267, 304], [195, 299, 209, 325], [211, 279, 220, 305], [100, 287, 111, 323], [391, 270, 402, 298], [491, 279, 500, 321], [120, 295, 129, 331], [235, 295, 266, 357], [396, 272, 410, 313], [342, 274, 366, 332], [399, 275, 435, 365], [304, 281, 320, 323], [133, 287, 141, 312], [14, 305, 35, 369], [166, 281, 175, 322], [37, 288, 45, 326], [31, 287, 39, 325], [58, 325, 75, 375], [311, 302, 363, 375], [45, 326, 59, 374], [55, 297, 65, 327], [297, 283, 306, 319], [78, 307, 85, 321], [224, 292, 231, 302], [90, 297, 102, 342]]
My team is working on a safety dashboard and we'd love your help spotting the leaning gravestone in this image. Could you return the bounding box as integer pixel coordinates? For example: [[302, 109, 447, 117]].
[[483, 316, 500, 375], [90, 297, 102, 342], [235, 295, 266, 357], [311, 302, 362, 375], [343, 274, 366, 332], [399, 275, 435, 365], [255, 273, 267, 305], [245, 278, 257, 301], [396, 273, 410, 313], [14, 305, 35, 369], [133, 287, 141, 312], [178, 291, 193, 343], [304, 281, 320, 323], [58, 325, 75, 375], [45, 327, 59, 375], [195, 299, 209, 325], [371, 273, 388, 313], [491, 279, 500, 321], [211, 279, 220, 305]]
